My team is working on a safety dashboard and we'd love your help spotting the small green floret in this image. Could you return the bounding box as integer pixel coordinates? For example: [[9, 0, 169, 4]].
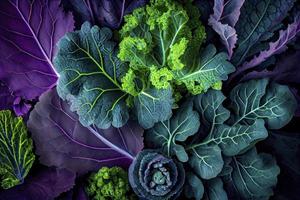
[[86, 167, 136, 200]]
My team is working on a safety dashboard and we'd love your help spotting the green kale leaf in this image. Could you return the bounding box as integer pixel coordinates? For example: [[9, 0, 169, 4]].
[[54, 22, 173, 129], [54, 22, 129, 129], [0, 110, 35, 189], [119, 0, 234, 97]]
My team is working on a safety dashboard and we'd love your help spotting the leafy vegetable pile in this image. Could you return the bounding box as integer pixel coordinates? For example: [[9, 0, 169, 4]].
[[0, 0, 299, 199]]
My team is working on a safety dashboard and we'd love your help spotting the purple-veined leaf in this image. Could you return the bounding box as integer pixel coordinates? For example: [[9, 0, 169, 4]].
[[241, 14, 300, 69], [0, 0, 74, 101], [27, 88, 144, 174], [208, 0, 245, 58], [0, 168, 76, 200], [62, 0, 148, 29]]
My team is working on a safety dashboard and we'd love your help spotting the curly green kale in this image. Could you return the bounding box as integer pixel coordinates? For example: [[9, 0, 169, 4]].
[[119, 0, 234, 96], [0, 110, 35, 189], [86, 167, 136, 200]]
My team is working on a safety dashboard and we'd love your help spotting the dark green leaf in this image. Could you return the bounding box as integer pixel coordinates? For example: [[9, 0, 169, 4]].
[[210, 119, 268, 156], [184, 172, 204, 200], [204, 178, 228, 200], [145, 101, 199, 162], [229, 79, 297, 129], [194, 89, 230, 134], [233, 0, 295, 65], [227, 148, 280, 199], [189, 145, 223, 179], [134, 88, 173, 129], [54, 22, 129, 129]]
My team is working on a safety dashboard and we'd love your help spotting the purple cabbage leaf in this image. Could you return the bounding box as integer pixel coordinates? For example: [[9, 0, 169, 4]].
[[27, 88, 144, 174], [0, 168, 76, 200], [0, 0, 74, 102], [62, 0, 148, 29], [208, 0, 245, 58]]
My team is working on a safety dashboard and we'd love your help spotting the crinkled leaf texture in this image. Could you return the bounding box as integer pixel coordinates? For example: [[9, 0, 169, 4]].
[[223, 148, 280, 199], [232, 0, 295, 65], [62, 0, 148, 29], [27, 88, 144, 174], [208, 0, 245, 58], [0, 110, 35, 189], [0, 0, 74, 101], [145, 101, 200, 162], [54, 22, 129, 129], [134, 88, 173, 129], [0, 168, 75, 200], [175, 45, 235, 94], [241, 14, 300, 69]]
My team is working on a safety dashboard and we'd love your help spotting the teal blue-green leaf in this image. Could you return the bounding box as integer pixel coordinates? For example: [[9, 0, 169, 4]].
[[0, 110, 35, 189], [145, 101, 200, 162], [229, 79, 297, 129], [194, 89, 230, 134], [54, 22, 129, 129], [233, 0, 295, 65], [209, 119, 268, 156], [204, 178, 228, 200], [189, 145, 223, 179], [134, 87, 173, 129], [184, 172, 204, 200], [175, 45, 235, 94], [228, 148, 280, 199]]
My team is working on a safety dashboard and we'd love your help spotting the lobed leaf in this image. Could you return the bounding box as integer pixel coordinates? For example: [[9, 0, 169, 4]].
[[229, 79, 297, 129]]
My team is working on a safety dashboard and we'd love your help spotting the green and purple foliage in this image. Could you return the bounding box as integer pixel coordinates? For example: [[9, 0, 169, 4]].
[[0, 0, 299, 199]]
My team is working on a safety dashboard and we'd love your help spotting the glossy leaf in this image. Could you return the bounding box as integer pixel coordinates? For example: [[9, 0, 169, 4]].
[[0, 0, 74, 101], [27, 88, 144, 174], [0, 110, 35, 189]]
